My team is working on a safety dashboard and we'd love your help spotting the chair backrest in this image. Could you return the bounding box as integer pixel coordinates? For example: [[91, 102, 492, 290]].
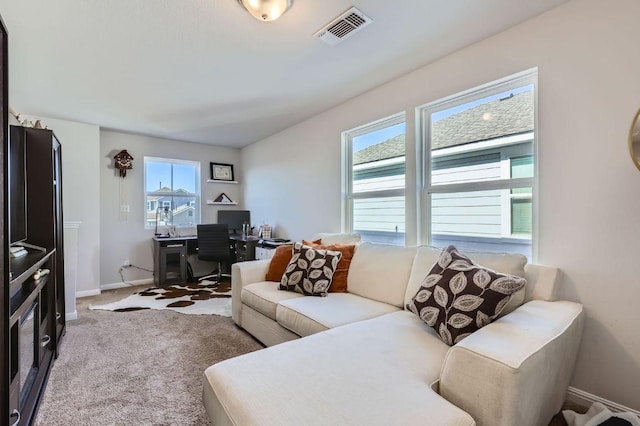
[[197, 224, 232, 262]]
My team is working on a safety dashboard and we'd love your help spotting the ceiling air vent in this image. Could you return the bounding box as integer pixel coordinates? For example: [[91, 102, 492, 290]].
[[313, 7, 372, 46]]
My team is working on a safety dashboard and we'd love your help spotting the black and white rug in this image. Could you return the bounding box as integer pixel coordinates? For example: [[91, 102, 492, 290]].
[[89, 280, 232, 316]]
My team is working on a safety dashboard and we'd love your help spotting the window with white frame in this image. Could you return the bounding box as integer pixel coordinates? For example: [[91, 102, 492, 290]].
[[342, 113, 406, 245], [144, 157, 200, 228], [418, 70, 537, 258]]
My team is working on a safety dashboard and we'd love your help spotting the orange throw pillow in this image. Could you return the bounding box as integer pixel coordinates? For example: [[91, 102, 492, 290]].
[[302, 240, 355, 293], [264, 239, 321, 282]]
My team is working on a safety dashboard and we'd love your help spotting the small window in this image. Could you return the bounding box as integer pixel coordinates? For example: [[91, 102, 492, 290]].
[[343, 113, 406, 245], [144, 157, 200, 228], [419, 70, 537, 258]]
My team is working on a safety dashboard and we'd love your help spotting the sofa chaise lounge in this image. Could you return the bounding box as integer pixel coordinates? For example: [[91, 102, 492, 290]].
[[203, 239, 584, 426]]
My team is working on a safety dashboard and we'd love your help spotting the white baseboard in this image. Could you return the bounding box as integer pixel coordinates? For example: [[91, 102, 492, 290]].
[[76, 289, 101, 298], [66, 311, 78, 321], [567, 386, 640, 416], [101, 278, 154, 291]]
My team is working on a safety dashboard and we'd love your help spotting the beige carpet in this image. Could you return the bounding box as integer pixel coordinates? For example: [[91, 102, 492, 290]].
[[35, 284, 263, 426]]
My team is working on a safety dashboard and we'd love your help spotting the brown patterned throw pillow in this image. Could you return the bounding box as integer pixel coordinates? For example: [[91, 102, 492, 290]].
[[406, 245, 526, 345], [280, 242, 342, 297], [302, 240, 355, 293], [265, 239, 321, 282]]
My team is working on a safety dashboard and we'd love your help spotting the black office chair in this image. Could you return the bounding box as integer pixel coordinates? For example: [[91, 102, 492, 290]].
[[196, 224, 234, 284]]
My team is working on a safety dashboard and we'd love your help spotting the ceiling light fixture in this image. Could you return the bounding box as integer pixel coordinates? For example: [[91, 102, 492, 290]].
[[238, 0, 294, 22]]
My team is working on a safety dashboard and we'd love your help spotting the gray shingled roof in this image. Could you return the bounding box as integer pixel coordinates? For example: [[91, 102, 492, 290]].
[[353, 134, 405, 165], [432, 90, 533, 149], [353, 91, 533, 165]]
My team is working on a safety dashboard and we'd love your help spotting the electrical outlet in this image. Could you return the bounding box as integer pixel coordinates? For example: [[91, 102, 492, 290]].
[[123, 259, 130, 267], [120, 205, 130, 212]]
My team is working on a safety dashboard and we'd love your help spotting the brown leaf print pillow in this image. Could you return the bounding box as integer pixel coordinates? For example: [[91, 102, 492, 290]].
[[280, 242, 342, 297], [406, 245, 526, 345]]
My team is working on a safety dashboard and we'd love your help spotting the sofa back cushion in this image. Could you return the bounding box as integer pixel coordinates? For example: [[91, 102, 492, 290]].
[[347, 243, 417, 307], [404, 246, 527, 316], [523, 264, 560, 302], [313, 233, 361, 246], [404, 246, 442, 307]]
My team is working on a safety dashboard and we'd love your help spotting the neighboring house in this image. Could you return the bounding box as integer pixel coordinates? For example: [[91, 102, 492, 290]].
[[353, 91, 533, 254], [352, 134, 406, 244], [146, 187, 197, 227]]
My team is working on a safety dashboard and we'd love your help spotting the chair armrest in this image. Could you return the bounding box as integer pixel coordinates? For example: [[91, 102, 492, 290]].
[[231, 259, 271, 325], [439, 300, 584, 426]]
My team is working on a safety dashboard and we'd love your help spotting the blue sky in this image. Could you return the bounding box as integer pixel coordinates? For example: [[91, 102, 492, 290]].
[[431, 84, 532, 121], [353, 84, 532, 153], [353, 122, 405, 152], [146, 161, 197, 193]]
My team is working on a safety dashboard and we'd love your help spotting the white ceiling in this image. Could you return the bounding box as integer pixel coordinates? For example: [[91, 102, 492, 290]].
[[0, 0, 567, 148]]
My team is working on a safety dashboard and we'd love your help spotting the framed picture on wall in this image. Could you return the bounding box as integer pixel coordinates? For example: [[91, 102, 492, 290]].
[[210, 162, 235, 181]]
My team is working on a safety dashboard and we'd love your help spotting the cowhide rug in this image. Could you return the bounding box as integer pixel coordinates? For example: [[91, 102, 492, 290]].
[[89, 280, 232, 316]]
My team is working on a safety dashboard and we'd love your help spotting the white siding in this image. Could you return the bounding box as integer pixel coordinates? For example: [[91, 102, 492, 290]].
[[431, 190, 504, 236], [431, 161, 501, 185], [431, 151, 504, 237], [353, 196, 405, 233], [352, 151, 503, 239], [352, 174, 405, 192]]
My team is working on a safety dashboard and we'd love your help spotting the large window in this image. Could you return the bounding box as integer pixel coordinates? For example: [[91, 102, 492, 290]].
[[342, 113, 406, 244], [419, 70, 537, 258], [144, 157, 200, 228]]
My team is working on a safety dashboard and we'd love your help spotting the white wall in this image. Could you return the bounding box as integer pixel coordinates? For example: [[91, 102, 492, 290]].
[[22, 115, 101, 296], [100, 130, 242, 286], [242, 0, 640, 410]]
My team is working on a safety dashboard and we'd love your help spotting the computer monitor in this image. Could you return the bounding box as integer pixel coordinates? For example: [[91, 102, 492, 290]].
[[217, 210, 250, 235]]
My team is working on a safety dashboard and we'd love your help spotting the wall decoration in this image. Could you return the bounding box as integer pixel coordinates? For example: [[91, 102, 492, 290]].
[[210, 162, 234, 181], [629, 108, 640, 171], [214, 193, 234, 203], [9, 107, 48, 129], [114, 149, 134, 177]]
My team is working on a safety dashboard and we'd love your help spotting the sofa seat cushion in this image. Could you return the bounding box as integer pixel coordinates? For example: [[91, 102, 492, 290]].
[[203, 311, 474, 426], [276, 293, 400, 337], [241, 281, 304, 320]]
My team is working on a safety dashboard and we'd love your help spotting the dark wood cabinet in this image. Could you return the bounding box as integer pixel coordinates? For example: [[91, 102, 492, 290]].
[[22, 128, 65, 354], [8, 250, 55, 426], [4, 126, 65, 425], [1, 13, 10, 426], [153, 238, 188, 286]]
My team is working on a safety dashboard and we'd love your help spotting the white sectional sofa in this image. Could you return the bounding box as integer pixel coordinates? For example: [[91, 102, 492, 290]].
[[203, 242, 584, 426]]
